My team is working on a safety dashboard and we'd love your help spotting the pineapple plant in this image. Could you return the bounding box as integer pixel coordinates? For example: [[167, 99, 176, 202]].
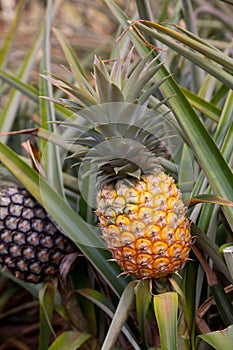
[[1, 1, 233, 348], [0, 185, 77, 283], [49, 52, 192, 279]]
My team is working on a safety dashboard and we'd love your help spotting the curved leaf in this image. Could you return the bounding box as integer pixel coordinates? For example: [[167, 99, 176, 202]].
[[77, 287, 139, 349], [0, 142, 129, 296], [188, 194, 233, 208], [48, 331, 91, 350], [101, 281, 140, 350], [199, 325, 233, 350], [104, 0, 233, 230], [132, 21, 233, 89], [136, 21, 233, 71]]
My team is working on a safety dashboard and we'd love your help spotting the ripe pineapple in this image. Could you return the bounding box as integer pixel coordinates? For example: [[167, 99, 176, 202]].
[[0, 185, 77, 283], [97, 172, 190, 278], [50, 51, 192, 279]]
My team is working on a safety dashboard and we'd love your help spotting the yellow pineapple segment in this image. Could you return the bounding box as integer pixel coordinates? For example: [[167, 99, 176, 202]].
[[96, 172, 191, 279]]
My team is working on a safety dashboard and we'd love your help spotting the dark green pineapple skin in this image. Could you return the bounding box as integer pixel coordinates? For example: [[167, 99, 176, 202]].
[[0, 186, 77, 283]]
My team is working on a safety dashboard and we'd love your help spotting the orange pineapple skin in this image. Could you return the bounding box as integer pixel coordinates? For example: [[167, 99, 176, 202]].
[[96, 172, 191, 279]]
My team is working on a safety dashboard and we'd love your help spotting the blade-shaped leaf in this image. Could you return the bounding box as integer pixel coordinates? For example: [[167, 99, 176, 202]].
[[0, 0, 27, 67], [192, 224, 233, 283], [132, 21, 233, 89], [0, 0, 63, 142], [181, 87, 220, 122], [0, 142, 129, 296], [77, 287, 141, 350], [136, 21, 233, 71], [188, 194, 233, 208], [223, 246, 233, 280], [39, 0, 64, 196], [53, 28, 98, 105], [48, 331, 91, 350], [153, 292, 178, 350], [105, 0, 233, 230], [101, 281, 139, 350], [39, 280, 57, 350], [135, 279, 152, 347], [199, 325, 233, 350]]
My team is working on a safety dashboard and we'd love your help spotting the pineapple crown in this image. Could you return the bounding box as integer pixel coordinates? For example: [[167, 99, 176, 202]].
[[47, 49, 174, 186]]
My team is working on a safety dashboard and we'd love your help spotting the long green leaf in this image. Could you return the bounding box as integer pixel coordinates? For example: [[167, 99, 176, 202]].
[[0, 269, 39, 298], [199, 325, 233, 350], [105, 0, 233, 230], [193, 224, 233, 283], [48, 331, 91, 350], [133, 21, 233, 89], [210, 283, 233, 326], [53, 28, 87, 79], [179, 0, 203, 92], [153, 292, 178, 350], [215, 90, 233, 155], [0, 142, 129, 296], [0, 28, 42, 140], [195, 90, 233, 233], [101, 281, 139, 350], [77, 288, 115, 315], [77, 288, 140, 349], [39, 280, 57, 350], [181, 262, 197, 349], [39, 0, 64, 196], [181, 87, 220, 122], [0, 68, 39, 102], [137, 21, 233, 71], [0, 70, 75, 120], [135, 279, 152, 347], [0, 0, 27, 67], [223, 246, 233, 280], [0, 0, 63, 142], [52, 28, 97, 103], [163, 72, 233, 223]]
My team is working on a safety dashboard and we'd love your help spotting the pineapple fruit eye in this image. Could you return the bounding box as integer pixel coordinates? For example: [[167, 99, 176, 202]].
[[97, 173, 191, 279], [0, 186, 77, 283]]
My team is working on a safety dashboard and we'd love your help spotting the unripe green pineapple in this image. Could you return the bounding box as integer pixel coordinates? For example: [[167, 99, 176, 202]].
[[0, 185, 77, 283], [49, 51, 192, 279]]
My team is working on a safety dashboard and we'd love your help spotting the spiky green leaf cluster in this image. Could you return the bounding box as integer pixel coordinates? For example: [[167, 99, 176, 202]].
[[47, 51, 173, 185], [47, 50, 167, 108]]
